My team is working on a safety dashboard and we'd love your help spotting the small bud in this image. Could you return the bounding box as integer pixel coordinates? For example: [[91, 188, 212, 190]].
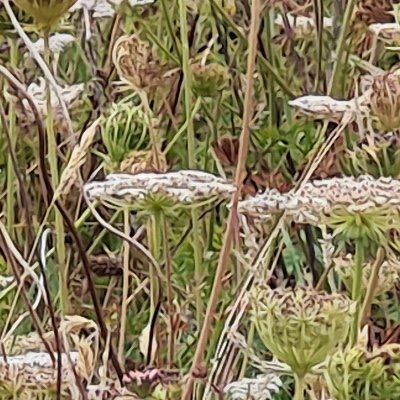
[[191, 62, 228, 97], [326, 342, 400, 399]]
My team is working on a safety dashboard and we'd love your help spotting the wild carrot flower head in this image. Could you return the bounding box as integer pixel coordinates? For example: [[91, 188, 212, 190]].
[[84, 170, 236, 214], [239, 175, 400, 242], [250, 286, 354, 377]]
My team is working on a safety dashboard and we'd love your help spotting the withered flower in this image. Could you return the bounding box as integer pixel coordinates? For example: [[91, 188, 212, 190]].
[[250, 286, 354, 377], [112, 34, 174, 92], [370, 72, 400, 131], [191, 62, 228, 97], [288, 94, 370, 123]]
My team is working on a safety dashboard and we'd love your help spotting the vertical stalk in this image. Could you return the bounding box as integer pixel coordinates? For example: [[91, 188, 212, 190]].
[[178, 0, 203, 324], [118, 208, 130, 366], [6, 40, 18, 241], [351, 239, 365, 345], [162, 214, 175, 367], [294, 374, 305, 400], [361, 248, 385, 326], [328, 0, 357, 96], [43, 32, 69, 314], [148, 213, 162, 315]]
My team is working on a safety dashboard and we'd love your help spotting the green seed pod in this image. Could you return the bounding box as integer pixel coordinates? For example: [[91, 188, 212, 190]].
[[192, 62, 228, 97], [326, 343, 400, 399], [13, 0, 77, 31], [250, 286, 355, 377]]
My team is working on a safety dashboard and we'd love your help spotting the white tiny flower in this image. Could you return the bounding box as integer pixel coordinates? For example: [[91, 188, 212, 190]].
[[224, 374, 282, 400], [369, 23, 400, 42], [84, 170, 236, 208], [70, 0, 154, 18], [274, 13, 333, 37], [30, 33, 75, 55], [288, 94, 370, 122], [19, 78, 84, 124]]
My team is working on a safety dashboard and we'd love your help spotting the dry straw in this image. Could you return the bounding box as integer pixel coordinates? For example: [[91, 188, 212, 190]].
[[57, 119, 100, 197]]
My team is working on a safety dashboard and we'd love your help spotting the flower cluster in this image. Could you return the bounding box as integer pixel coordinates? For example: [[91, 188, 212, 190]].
[[84, 170, 236, 209], [250, 286, 354, 377], [238, 175, 400, 229]]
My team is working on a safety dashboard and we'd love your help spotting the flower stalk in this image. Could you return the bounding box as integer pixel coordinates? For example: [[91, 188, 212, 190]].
[[351, 239, 365, 345], [44, 32, 69, 314]]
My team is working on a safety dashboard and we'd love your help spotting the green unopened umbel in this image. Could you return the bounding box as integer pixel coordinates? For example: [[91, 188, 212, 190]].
[[13, 0, 77, 30]]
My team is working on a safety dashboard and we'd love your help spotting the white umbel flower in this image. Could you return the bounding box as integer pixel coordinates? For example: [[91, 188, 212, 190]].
[[238, 175, 400, 225], [84, 170, 236, 207], [19, 78, 84, 124], [0, 352, 79, 392], [70, 0, 154, 18], [274, 13, 333, 37], [288, 94, 370, 122], [30, 33, 75, 54], [224, 374, 282, 400]]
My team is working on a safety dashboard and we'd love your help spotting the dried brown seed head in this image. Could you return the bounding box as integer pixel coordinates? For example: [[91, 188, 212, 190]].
[[112, 34, 173, 92], [370, 72, 400, 131]]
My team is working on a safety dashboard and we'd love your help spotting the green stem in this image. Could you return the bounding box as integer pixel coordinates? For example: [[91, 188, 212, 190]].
[[6, 39, 18, 242], [44, 32, 69, 314], [148, 213, 162, 315], [294, 374, 305, 400], [160, 0, 181, 59], [178, 0, 194, 167], [351, 239, 365, 345], [328, 0, 357, 96], [118, 208, 130, 366], [178, 0, 203, 324]]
